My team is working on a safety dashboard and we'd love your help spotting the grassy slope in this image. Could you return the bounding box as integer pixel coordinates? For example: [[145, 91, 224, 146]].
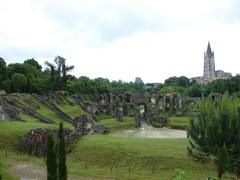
[[97, 117, 135, 131], [12, 94, 73, 128], [30, 96, 73, 127], [55, 103, 87, 119], [168, 116, 190, 130]]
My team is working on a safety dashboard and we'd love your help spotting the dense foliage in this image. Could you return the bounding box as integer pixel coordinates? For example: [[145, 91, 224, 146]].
[[188, 94, 240, 178], [0, 57, 240, 97], [0, 57, 147, 97], [160, 75, 240, 97]]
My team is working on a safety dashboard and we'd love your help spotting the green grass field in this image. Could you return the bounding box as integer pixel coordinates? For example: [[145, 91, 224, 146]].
[[0, 108, 233, 179], [55, 103, 87, 119], [97, 116, 135, 131], [67, 135, 218, 179], [168, 116, 190, 130]]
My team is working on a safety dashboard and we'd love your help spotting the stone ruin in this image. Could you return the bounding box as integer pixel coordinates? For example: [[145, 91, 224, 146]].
[[21, 115, 108, 156], [72, 94, 98, 120], [162, 93, 183, 115], [21, 115, 90, 156], [0, 95, 55, 123], [132, 94, 168, 128], [0, 97, 21, 121], [73, 114, 108, 134], [98, 92, 186, 128], [21, 128, 72, 157], [98, 92, 135, 120], [0, 105, 9, 120]]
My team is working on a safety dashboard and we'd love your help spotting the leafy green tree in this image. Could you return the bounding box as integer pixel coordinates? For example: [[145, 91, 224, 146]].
[[45, 56, 74, 90], [0, 57, 7, 88], [177, 76, 189, 87], [159, 86, 176, 95], [134, 77, 145, 93], [45, 61, 56, 84], [227, 76, 240, 94], [164, 76, 178, 86], [24, 58, 42, 70], [58, 122, 67, 180], [11, 73, 27, 93], [94, 78, 112, 94], [188, 94, 240, 178], [164, 76, 189, 87], [134, 77, 144, 85], [1, 79, 12, 93], [46, 133, 57, 180], [7, 62, 41, 93], [186, 84, 202, 97]]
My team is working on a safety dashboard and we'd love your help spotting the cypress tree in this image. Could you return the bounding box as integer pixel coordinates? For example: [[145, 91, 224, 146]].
[[58, 122, 67, 180], [46, 133, 57, 180], [0, 161, 2, 180]]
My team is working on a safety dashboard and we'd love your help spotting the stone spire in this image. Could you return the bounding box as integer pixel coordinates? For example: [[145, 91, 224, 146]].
[[203, 41, 215, 80], [206, 41, 212, 54]]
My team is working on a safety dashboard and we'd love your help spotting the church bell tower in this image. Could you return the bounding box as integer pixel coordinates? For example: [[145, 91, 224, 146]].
[[203, 42, 215, 80]]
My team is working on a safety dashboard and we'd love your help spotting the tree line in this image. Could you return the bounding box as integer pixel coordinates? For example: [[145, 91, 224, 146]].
[[0, 57, 145, 97], [159, 75, 240, 97], [1, 56, 240, 97]]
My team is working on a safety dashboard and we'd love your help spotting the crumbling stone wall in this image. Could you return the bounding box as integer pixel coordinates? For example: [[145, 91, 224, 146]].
[[0, 97, 22, 121], [21, 128, 72, 157], [0, 105, 9, 120], [21, 114, 109, 156]]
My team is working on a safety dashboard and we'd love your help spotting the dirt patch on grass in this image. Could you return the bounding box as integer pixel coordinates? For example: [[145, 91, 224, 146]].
[[11, 163, 114, 180], [11, 163, 45, 180]]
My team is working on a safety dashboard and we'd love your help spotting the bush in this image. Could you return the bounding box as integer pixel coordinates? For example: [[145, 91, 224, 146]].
[[188, 94, 240, 178]]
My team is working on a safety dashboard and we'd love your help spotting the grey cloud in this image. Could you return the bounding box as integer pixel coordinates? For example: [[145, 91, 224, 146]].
[[42, 1, 165, 42]]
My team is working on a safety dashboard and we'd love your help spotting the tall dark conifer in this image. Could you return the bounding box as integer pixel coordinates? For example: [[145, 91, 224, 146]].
[[0, 161, 2, 180], [46, 133, 57, 180], [58, 122, 67, 180]]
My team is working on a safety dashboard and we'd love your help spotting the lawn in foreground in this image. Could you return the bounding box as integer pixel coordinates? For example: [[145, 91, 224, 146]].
[[0, 116, 230, 179], [67, 135, 218, 179], [0, 134, 218, 180]]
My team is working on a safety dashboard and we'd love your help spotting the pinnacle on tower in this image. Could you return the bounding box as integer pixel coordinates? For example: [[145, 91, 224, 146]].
[[203, 41, 215, 80], [206, 41, 212, 54]]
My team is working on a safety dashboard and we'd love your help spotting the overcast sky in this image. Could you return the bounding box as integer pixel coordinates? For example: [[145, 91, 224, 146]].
[[0, 0, 240, 83]]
